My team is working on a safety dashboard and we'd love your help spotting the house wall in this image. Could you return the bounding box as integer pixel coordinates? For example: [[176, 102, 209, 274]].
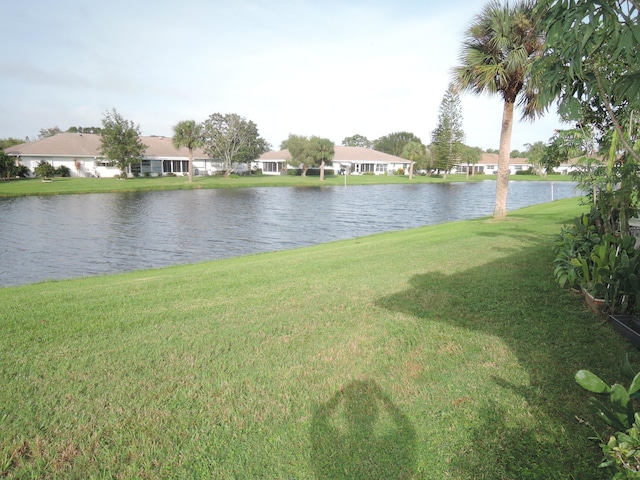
[[17, 155, 103, 177], [257, 159, 411, 176]]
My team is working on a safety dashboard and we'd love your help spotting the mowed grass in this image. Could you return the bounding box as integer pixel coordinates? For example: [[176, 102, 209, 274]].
[[1, 198, 634, 478], [0, 172, 574, 198]]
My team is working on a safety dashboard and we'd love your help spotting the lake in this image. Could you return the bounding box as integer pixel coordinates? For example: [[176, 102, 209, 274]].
[[0, 181, 580, 287]]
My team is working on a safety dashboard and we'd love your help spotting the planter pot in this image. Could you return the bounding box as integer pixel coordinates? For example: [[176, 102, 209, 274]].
[[582, 287, 606, 314], [610, 315, 640, 348]]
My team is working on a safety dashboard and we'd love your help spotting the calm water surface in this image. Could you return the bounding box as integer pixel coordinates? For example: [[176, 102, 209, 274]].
[[0, 181, 579, 287]]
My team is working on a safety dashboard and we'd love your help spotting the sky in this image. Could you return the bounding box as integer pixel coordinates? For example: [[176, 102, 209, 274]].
[[1, 0, 566, 152]]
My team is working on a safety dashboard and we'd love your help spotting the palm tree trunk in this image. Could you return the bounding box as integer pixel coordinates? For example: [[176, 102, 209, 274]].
[[320, 160, 325, 181], [494, 99, 515, 219], [188, 148, 194, 183]]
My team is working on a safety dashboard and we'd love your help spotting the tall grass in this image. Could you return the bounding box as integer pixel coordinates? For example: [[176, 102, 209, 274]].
[[0, 198, 633, 478]]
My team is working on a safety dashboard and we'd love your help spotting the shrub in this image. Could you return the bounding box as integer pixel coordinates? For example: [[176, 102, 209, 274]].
[[515, 169, 534, 175], [597, 234, 640, 314], [553, 214, 601, 289], [34, 161, 56, 179], [55, 165, 71, 177], [16, 165, 30, 178]]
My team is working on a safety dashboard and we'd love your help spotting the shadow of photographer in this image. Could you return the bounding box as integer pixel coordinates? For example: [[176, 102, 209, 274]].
[[310, 379, 416, 479]]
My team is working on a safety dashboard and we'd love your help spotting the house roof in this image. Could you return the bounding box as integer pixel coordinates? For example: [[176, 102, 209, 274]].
[[6, 132, 103, 157], [5, 132, 208, 159], [259, 146, 412, 163], [141, 135, 208, 159]]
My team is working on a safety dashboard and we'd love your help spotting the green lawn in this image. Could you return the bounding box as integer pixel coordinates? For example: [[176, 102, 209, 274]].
[[0, 172, 574, 198], [1, 198, 632, 478]]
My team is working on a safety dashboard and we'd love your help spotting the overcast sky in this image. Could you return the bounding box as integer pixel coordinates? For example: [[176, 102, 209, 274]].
[[1, 0, 566, 151]]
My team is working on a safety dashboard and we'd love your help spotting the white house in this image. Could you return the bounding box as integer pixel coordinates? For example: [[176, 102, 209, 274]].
[[256, 146, 413, 175], [453, 152, 584, 176], [5, 132, 221, 178]]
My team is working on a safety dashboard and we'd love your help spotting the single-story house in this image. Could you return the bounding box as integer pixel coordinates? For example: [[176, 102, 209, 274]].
[[5, 132, 224, 178], [453, 153, 583, 175], [453, 153, 533, 175], [256, 146, 414, 175]]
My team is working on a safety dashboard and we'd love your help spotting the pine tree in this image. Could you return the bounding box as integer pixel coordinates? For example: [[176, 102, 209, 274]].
[[430, 84, 465, 178]]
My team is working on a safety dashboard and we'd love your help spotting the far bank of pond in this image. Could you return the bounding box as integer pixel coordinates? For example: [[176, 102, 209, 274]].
[[0, 181, 580, 287]]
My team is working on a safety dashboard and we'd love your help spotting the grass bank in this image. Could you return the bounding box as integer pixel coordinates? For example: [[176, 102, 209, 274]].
[[1, 198, 631, 478], [0, 172, 574, 198]]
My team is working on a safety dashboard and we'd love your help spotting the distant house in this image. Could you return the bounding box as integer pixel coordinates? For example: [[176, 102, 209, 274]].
[[453, 153, 582, 176], [256, 146, 413, 175], [5, 133, 222, 178]]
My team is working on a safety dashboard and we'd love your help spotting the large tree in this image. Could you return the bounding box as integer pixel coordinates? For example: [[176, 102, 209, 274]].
[[536, 0, 640, 163], [0, 138, 24, 150], [400, 141, 427, 180], [460, 145, 483, 178], [523, 140, 548, 176], [99, 108, 147, 177], [38, 126, 62, 139], [430, 84, 465, 178], [342, 134, 373, 148], [172, 120, 203, 183], [309, 136, 335, 181], [234, 136, 271, 175], [202, 113, 268, 177], [281, 134, 334, 178], [66, 126, 103, 135], [373, 132, 422, 157], [452, 0, 545, 219], [281, 134, 314, 176]]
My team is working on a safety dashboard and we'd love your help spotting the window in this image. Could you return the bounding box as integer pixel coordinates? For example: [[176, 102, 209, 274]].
[[162, 160, 190, 174], [263, 162, 278, 172], [375, 164, 386, 173]]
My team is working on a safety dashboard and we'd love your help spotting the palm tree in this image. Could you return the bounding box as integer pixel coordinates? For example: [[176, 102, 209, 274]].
[[310, 136, 335, 181], [401, 141, 426, 180], [452, 0, 544, 219], [172, 120, 203, 183]]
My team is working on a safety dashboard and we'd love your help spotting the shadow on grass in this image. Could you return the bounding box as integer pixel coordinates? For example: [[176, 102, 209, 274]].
[[310, 379, 417, 479], [376, 238, 633, 479]]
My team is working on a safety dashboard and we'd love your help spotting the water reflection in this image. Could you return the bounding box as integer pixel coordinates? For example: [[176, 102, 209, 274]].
[[0, 181, 579, 287]]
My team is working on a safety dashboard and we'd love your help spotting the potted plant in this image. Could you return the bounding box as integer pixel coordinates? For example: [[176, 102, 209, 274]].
[[571, 251, 606, 313]]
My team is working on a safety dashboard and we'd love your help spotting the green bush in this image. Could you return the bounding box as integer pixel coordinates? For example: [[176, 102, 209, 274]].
[[515, 169, 534, 175], [597, 234, 640, 314], [553, 214, 601, 289], [34, 161, 55, 179], [55, 165, 71, 177], [15, 165, 30, 178]]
